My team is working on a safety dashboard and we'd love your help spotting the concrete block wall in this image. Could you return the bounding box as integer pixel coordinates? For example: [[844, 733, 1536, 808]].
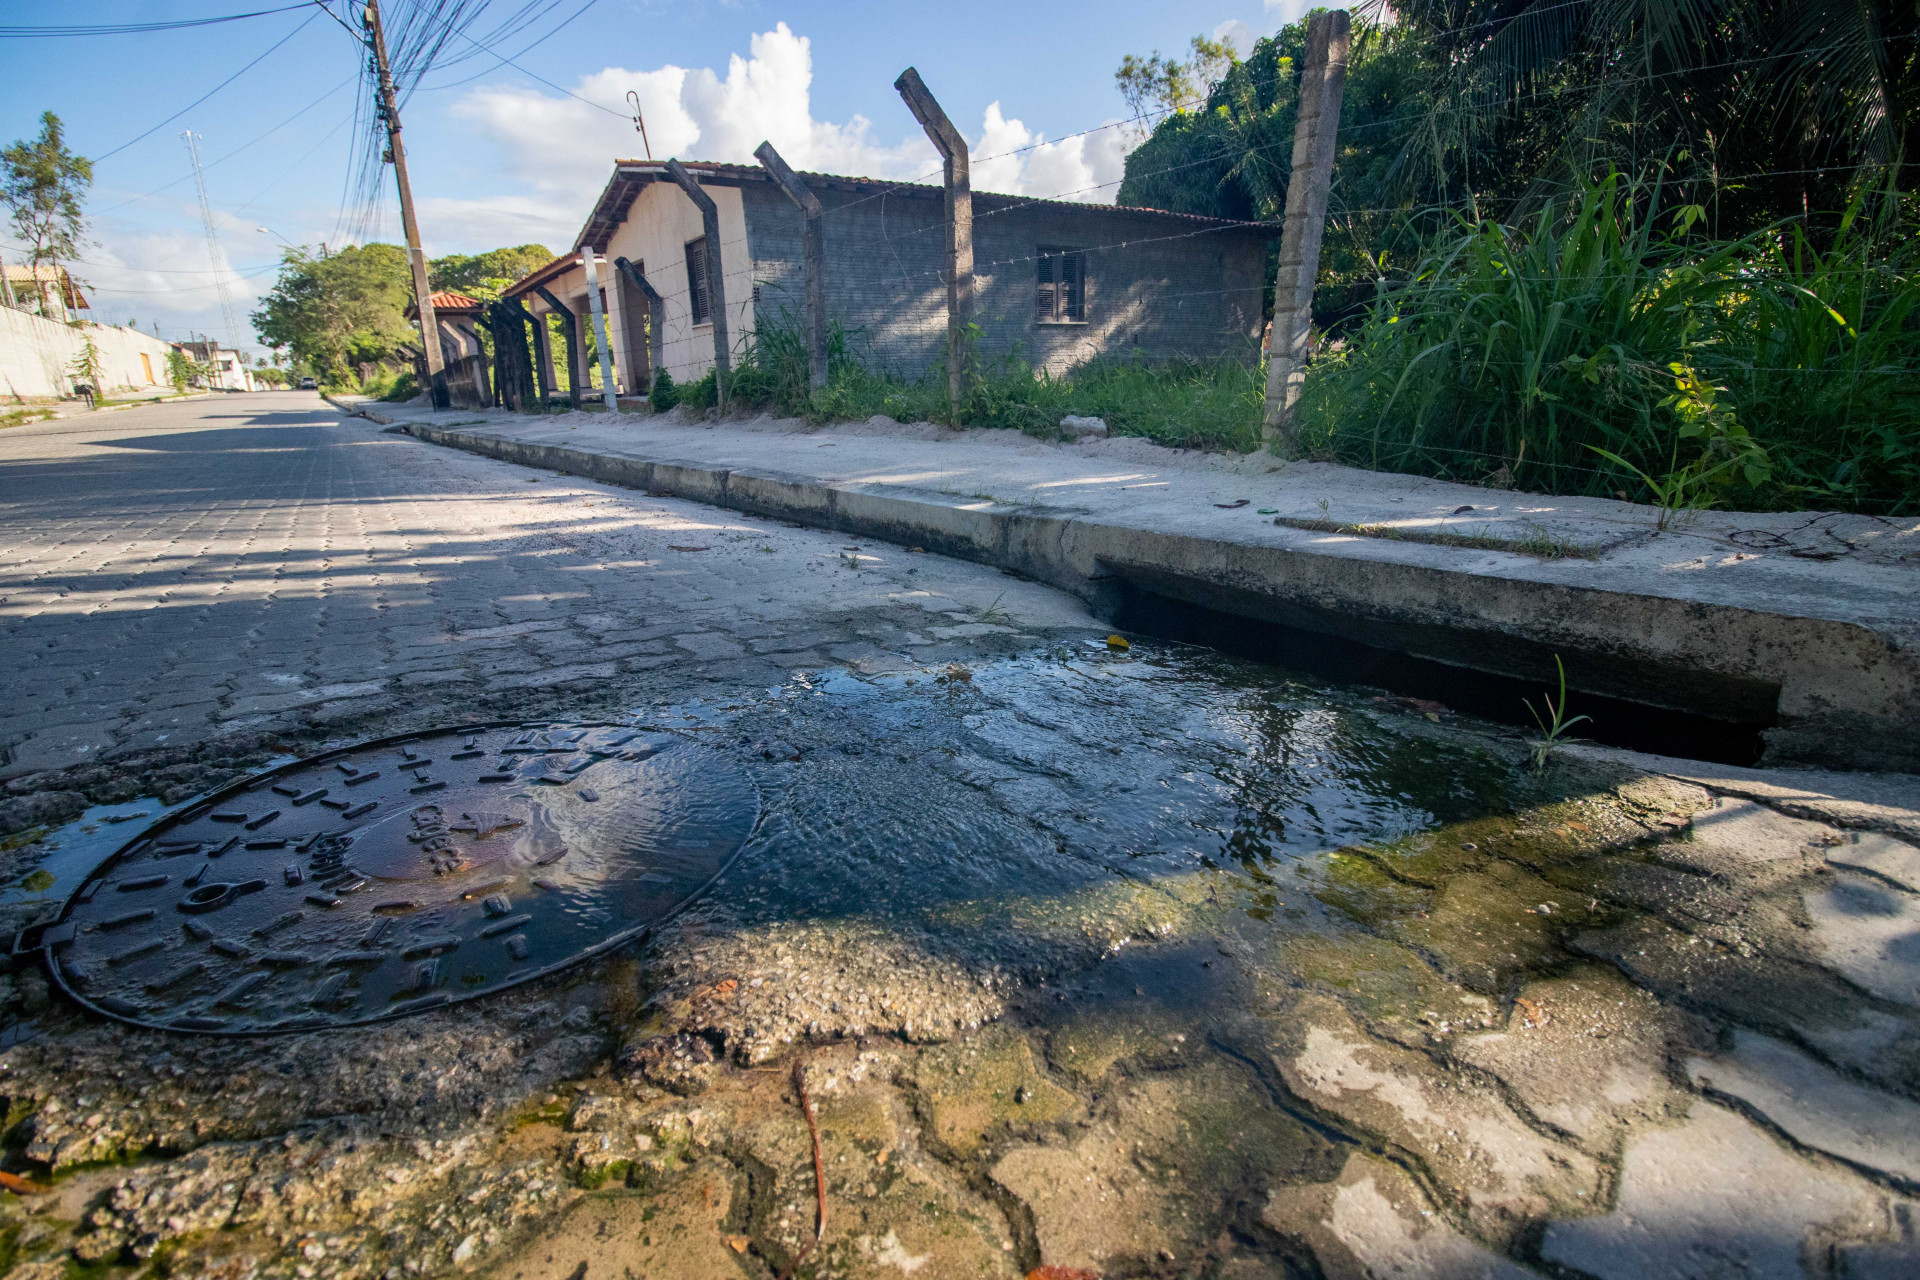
[[742, 183, 1271, 379], [0, 307, 174, 401]]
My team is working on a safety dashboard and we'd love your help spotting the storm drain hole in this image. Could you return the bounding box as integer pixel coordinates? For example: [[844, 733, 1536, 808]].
[[1108, 581, 1771, 766]]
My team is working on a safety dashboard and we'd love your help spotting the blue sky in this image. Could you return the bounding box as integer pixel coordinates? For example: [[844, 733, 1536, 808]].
[[2, 1, 1312, 354]]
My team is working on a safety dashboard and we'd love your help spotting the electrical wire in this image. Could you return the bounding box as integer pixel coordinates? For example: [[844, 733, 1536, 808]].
[[92, 9, 322, 163], [0, 5, 314, 37], [93, 75, 358, 217]]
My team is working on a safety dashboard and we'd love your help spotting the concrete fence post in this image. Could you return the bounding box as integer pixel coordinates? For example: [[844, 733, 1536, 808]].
[[752, 141, 828, 390], [664, 158, 731, 410], [894, 67, 972, 424], [613, 257, 667, 392], [580, 248, 620, 413], [1261, 8, 1351, 451]]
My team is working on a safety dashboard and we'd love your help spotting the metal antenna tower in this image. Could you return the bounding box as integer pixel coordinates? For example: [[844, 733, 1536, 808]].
[[181, 130, 243, 349]]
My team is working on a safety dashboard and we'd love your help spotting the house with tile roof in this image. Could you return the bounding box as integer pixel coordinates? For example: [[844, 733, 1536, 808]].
[[502, 159, 1277, 404]]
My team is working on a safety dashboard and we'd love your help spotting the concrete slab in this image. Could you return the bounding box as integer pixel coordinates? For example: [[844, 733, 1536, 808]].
[[1686, 1030, 1920, 1184], [1263, 1153, 1536, 1280], [1802, 872, 1920, 1007], [352, 399, 1920, 771], [1540, 1101, 1910, 1280]]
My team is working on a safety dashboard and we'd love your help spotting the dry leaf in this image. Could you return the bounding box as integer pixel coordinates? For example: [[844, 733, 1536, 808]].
[[0, 1170, 49, 1195], [727, 1235, 751, 1254], [1105, 634, 1130, 651]]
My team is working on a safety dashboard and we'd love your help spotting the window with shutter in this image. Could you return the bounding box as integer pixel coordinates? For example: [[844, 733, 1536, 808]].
[[1035, 248, 1087, 323], [685, 238, 711, 325]]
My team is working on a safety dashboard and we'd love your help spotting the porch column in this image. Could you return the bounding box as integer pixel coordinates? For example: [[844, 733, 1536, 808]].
[[534, 285, 584, 408], [613, 257, 665, 391]]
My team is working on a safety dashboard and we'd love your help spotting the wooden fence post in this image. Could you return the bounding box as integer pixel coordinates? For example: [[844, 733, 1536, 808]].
[[613, 256, 666, 392], [533, 285, 583, 408], [1261, 8, 1351, 450], [664, 158, 731, 410], [894, 67, 972, 424], [753, 141, 828, 389], [580, 248, 620, 412]]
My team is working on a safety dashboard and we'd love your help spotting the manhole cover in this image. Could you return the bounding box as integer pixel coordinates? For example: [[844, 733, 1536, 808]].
[[39, 723, 757, 1034]]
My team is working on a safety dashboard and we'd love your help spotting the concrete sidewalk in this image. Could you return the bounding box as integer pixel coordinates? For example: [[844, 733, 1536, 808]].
[[345, 398, 1919, 771]]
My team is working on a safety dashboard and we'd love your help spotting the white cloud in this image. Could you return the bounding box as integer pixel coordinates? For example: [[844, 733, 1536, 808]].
[[453, 22, 1137, 217], [1213, 19, 1258, 53], [71, 210, 280, 352], [971, 103, 1131, 203], [1264, 0, 1316, 25]]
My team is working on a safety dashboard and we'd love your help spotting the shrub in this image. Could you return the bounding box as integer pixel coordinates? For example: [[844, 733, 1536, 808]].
[[648, 368, 678, 411]]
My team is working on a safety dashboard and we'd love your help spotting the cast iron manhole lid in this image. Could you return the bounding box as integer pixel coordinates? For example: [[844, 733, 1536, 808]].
[[39, 723, 757, 1034]]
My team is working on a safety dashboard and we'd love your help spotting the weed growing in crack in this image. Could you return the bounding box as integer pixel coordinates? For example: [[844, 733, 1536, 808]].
[[1524, 655, 1592, 771]]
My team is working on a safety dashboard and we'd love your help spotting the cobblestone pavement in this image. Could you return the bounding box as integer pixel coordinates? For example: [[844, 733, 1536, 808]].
[[0, 392, 1092, 821], [4, 395, 1919, 1280]]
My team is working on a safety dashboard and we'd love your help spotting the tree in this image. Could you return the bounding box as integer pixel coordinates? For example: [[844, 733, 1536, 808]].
[[1116, 35, 1241, 127], [165, 349, 197, 392], [2, 112, 91, 316], [252, 243, 415, 384], [1117, 18, 1436, 319], [429, 244, 553, 302], [1372, 1, 1920, 230]]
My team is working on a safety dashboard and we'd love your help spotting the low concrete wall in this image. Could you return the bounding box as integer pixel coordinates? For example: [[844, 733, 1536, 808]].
[[392, 418, 1920, 773], [0, 307, 175, 401]]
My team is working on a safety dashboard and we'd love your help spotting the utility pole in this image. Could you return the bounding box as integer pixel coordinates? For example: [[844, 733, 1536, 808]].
[[363, 0, 449, 409], [894, 68, 972, 425], [1261, 9, 1351, 450]]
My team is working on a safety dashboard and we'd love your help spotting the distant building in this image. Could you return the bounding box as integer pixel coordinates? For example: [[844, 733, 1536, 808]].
[[4, 263, 88, 318], [174, 340, 255, 392]]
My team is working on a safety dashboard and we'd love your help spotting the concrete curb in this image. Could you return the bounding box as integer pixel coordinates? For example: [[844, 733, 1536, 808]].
[[323, 394, 395, 425], [380, 416, 1917, 771]]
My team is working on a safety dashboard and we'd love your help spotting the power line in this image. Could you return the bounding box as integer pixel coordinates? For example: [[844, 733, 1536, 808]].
[[93, 76, 358, 217], [93, 9, 321, 163], [0, 4, 313, 37]]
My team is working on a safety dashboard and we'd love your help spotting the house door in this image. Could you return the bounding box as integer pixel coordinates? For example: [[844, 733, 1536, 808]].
[[140, 352, 154, 384]]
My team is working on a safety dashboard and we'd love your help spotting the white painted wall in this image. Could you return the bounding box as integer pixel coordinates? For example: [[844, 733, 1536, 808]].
[[0, 307, 176, 401], [602, 179, 754, 385]]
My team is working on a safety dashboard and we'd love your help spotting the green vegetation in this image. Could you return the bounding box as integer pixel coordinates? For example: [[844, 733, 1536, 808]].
[[429, 244, 552, 302], [2, 111, 91, 317], [165, 348, 198, 393], [1108, 3, 1920, 513], [703, 313, 1265, 450], [251, 242, 554, 391], [1293, 178, 1920, 514]]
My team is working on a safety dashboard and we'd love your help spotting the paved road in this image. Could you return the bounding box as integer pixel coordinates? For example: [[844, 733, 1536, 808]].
[[0, 392, 1090, 808]]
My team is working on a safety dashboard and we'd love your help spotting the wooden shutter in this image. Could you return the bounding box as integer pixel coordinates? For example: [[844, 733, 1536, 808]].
[[1036, 252, 1056, 322], [685, 239, 711, 325], [1061, 252, 1083, 321]]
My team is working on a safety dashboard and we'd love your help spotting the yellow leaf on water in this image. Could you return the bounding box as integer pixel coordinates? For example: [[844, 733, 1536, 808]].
[[1105, 635, 1130, 651]]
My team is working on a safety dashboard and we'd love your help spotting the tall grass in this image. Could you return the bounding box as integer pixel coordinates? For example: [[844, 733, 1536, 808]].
[[691, 309, 1265, 452], [1294, 176, 1920, 514]]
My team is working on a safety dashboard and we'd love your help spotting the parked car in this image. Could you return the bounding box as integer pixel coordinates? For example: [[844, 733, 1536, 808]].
[[299, 377, 317, 390]]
